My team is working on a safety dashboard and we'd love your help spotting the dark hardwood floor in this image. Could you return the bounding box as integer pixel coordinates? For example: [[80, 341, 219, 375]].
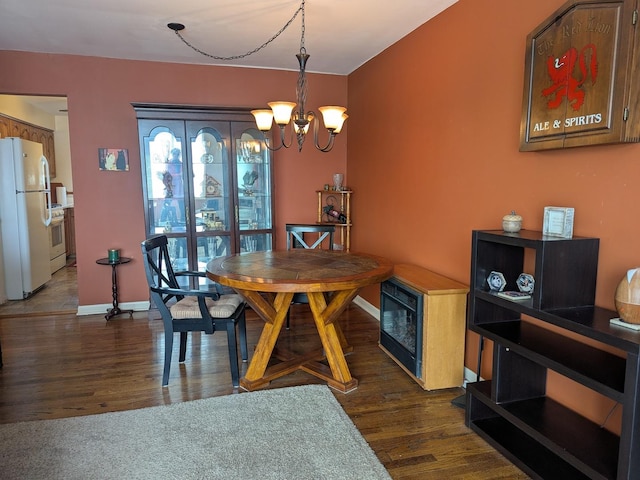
[[0, 268, 527, 479], [0, 262, 78, 317]]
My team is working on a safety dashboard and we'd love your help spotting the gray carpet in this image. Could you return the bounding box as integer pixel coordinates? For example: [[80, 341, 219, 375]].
[[0, 384, 390, 480]]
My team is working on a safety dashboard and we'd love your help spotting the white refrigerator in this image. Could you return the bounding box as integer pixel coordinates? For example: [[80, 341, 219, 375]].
[[0, 137, 52, 299]]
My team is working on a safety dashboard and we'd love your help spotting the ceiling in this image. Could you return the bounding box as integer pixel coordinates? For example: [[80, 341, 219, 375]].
[[0, 0, 456, 76]]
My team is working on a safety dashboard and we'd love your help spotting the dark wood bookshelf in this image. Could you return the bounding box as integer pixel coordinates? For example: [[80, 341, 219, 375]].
[[465, 230, 640, 479]]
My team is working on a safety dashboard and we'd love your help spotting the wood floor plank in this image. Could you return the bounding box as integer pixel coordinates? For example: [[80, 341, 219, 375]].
[[0, 297, 527, 478]]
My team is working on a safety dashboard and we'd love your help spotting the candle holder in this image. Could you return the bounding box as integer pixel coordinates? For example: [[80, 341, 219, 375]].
[[108, 249, 120, 263]]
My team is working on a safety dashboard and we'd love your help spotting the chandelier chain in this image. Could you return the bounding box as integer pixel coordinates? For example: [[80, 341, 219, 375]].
[[300, 0, 306, 51], [172, 1, 305, 61]]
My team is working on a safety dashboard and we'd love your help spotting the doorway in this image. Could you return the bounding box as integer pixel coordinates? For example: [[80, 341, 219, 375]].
[[0, 94, 77, 314]]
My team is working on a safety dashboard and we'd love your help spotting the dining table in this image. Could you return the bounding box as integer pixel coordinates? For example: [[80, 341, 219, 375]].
[[206, 249, 393, 393]]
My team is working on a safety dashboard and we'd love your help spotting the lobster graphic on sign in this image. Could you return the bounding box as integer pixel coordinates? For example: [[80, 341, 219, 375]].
[[542, 44, 598, 111]]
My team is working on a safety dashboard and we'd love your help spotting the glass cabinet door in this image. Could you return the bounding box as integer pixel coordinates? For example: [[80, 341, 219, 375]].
[[139, 121, 190, 271], [188, 122, 233, 269], [233, 123, 273, 253]]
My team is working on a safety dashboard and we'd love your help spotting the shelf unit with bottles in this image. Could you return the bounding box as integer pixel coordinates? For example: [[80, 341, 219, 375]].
[[135, 104, 274, 272], [465, 229, 640, 480], [316, 189, 351, 251]]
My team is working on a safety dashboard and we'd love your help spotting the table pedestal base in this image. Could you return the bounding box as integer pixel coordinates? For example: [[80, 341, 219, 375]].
[[239, 345, 358, 393], [237, 289, 360, 393], [105, 306, 134, 321]]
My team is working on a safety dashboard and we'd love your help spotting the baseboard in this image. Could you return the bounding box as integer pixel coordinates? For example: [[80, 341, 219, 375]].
[[463, 366, 481, 387], [353, 295, 380, 320], [77, 300, 150, 316]]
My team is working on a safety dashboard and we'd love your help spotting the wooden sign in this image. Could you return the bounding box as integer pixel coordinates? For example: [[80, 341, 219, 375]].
[[520, 0, 640, 151]]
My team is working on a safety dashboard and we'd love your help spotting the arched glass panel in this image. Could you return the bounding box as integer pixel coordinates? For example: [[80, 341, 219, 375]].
[[236, 127, 272, 252]]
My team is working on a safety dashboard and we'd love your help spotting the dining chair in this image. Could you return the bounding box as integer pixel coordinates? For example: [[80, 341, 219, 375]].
[[285, 223, 335, 328], [141, 234, 248, 387], [286, 223, 335, 250]]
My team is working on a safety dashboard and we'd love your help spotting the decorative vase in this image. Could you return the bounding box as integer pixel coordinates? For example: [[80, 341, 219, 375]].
[[502, 211, 522, 233], [614, 268, 640, 324], [333, 173, 344, 191]]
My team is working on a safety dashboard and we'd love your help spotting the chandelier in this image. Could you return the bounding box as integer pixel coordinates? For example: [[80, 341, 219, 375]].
[[168, 0, 347, 153]]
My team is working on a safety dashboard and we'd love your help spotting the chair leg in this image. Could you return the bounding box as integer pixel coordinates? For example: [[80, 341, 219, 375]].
[[286, 309, 291, 330], [238, 310, 248, 362], [162, 330, 174, 387], [178, 332, 188, 362], [225, 321, 241, 388]]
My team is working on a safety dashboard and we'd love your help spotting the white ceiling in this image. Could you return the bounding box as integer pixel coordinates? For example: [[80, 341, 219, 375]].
[[0, 0, 456, 76]]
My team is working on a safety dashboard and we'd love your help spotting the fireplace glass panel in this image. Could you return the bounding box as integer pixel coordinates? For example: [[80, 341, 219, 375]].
[[380, 278, 423, 378]]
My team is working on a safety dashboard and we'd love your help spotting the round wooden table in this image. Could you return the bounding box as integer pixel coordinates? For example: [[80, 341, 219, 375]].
[[207, 249, 393, 392]]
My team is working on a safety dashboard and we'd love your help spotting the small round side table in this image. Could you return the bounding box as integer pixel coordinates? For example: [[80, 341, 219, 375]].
[[96, 257, 134, 321]]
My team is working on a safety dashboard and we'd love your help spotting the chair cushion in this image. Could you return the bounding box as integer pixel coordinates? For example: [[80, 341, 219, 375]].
[[170, 294, 243, 319]]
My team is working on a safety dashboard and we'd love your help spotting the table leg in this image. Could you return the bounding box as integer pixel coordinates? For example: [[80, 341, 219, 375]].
[[236, 289, 293, 391], [307, 289, 359, 393]]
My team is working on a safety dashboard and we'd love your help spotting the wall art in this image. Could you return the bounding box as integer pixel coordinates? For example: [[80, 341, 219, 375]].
[[520, 0, 640, 151], [98, 148, 129, 172]]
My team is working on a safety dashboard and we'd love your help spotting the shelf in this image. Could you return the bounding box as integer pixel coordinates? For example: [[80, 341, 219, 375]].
[[470, 319, 626, 401], [469, 415, 595, 480], [316, 221, 351, 227], [317, 189, 351, 251], [473, 230, 599, 311], [475, 290, 640, 354], [468, 381, 618, 480]]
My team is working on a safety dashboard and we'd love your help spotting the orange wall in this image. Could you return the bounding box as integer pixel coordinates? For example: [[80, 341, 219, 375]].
[[348, 0, 635, 428], [0, 51, 347, 305]]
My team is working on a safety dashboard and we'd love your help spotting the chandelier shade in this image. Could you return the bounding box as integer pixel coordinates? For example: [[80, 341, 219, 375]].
[[319, 106, 348, 132], [251, 110, 275, 131]]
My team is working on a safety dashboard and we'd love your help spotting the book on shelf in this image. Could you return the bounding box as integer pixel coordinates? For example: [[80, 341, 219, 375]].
[[495, 291, 531, 301]]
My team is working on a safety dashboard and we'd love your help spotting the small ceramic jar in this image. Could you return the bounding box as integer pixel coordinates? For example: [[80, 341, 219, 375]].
[[503, 211, 522, 233]]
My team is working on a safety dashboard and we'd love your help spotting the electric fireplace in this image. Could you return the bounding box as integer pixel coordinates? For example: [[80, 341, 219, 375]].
[[378, 265, 469, 391], [380, 277, 424, 378]]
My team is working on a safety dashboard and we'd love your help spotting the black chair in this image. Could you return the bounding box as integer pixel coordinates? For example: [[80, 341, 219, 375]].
[[286, 223, 335, 250], [141, 234, 248, 387], [285, 223, 335, 328]]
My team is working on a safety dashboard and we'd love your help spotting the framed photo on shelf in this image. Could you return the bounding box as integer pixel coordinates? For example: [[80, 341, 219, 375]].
[[543, 206, 574, 238]]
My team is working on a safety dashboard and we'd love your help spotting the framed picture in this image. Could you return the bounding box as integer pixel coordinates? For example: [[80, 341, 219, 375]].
[[543, 207, 574, 238], [519, 0, 640, 151], [98, 148, 129, 171]]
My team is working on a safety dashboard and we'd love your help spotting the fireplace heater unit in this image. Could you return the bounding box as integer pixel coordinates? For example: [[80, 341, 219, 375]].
[[379, 277, 424, 378]]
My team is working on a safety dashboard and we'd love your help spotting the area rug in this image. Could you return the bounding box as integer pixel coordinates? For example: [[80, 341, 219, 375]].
[[0, 384, 390, 480]]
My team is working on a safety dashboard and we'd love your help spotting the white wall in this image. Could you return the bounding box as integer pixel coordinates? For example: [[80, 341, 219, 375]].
[[0, 95, 73, 189], [0, 217, 6, 305], [53, 115, 72, 190]]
